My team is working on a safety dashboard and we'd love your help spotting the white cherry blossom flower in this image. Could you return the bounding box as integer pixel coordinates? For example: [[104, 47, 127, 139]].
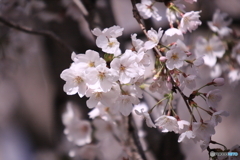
[[206, 89, 222, 109], [60, 64, 87, 97], [178, 130, 195, 142], [86, 86, 120, 109], [136, 0, 162, 21], [207, 9, 232, 37], [110, 50, 140, 84], [104, 25, 124, 38], [144, 28, 163, 50], [131, 33, 144, 51], [161, 28, 184, 45], [177, 119, 190, 130], [192, 121, 215, 142], [92, 25, 124, 38], [194, 35, 225, 67], [228, 70, 240, 86], [211, 110, 229, 126], [96, 35, 120, 55], [116, 85, 142, 116], [155, 115, 179, 133], [210, 64, 222, 78], [166, 0, 185, 26], [86, 65, 119, 92], [88, 102, 118, 121], [64, 120, 92, 146], [71, 50, 106, 71], [166, 43, 187, 70], [185, 74, 197, 89], [179, 11, 202, 33], [135, 108, 156, 128], [62, 105, 92, 146]]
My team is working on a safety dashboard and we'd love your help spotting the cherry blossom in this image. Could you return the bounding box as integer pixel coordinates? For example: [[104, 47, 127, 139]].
[[86, 85, 120, 109], [185, 74, 197, 89], [195, 35, 225, 67], [136, 0, 162, 21], [179, 11, 202, 33], [116, 85, 142, 116], [62, 105, 92, 146], [60, 63, 87, 97], [86, 65, 119, 92], [228, 70, 240, 86], [135, 108, 156, 128], [92, 25, 124, 38], [206, 89, 222, 109], [96, 35, 120, 55], [155, 115, 179, 133], [110, 50, 140, 84], [211, 110, 229, 126], [161, 28, 184, 45], [178, 130, 195, 142], [71, 50, 106, 71], [192, 121, 215, 142], [144, 28, 163, 50], [166, 43, 187, 70], [207, 9, 232, 37]]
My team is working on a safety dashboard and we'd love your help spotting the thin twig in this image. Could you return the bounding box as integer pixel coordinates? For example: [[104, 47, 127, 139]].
[[0, 16, 74, 52], [166, 68, 197, 122]]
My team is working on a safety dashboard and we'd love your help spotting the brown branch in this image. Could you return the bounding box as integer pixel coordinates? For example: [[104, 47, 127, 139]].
[[128, 114, 147, 160], [0, 16, 74, 52]]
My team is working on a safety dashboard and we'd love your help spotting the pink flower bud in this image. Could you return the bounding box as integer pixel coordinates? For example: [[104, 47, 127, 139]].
[[186, 52, 192, 56], [213, 77, 225, 86], [159, 56, 167, 62]]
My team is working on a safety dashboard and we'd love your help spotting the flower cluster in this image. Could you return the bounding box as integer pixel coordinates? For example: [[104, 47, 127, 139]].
[[59, 1, 235, 159]]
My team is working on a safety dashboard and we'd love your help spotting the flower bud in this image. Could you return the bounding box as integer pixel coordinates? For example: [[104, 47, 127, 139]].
[[186, 52, 192, 56], [212, 77, 225, 86], [159, 56, 167, 62]]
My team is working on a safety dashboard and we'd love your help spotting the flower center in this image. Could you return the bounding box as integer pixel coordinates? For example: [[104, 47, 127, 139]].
[[183, 16, 190, 24], [171, 53, 179, 60], [205, 45, 213, 52], [98, 71, 106, 80], [108, 41, 115, 48], [120, 64, 126, 72], [89, 61, 95, 67], [95, 92, 102, 98], [74, 76, 83, 84]]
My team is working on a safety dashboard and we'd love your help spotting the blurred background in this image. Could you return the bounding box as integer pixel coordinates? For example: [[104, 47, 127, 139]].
[[0, 0, 240, 160]]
